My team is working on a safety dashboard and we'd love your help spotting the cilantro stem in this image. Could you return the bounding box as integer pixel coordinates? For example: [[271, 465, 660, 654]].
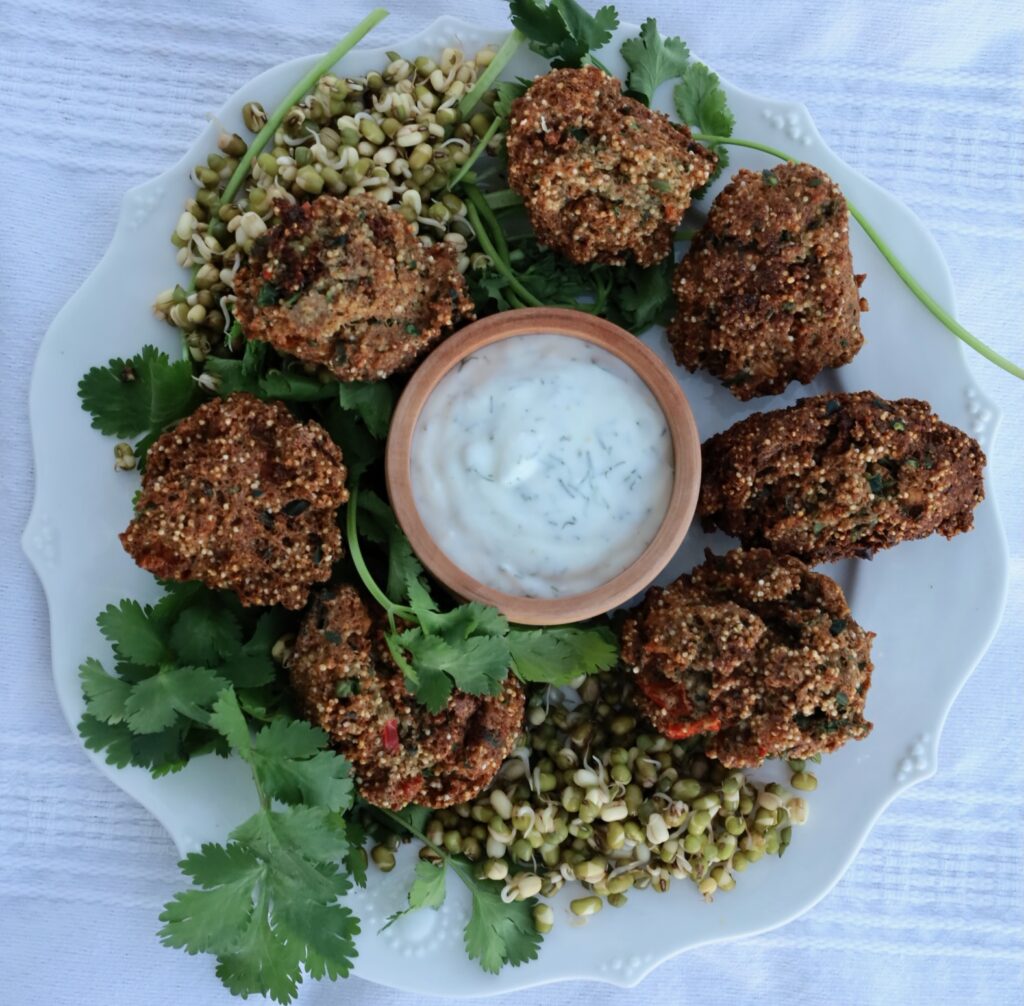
[[691, 133, 791, 162], [375, 807, 442, 853], [844, 201, 1024, 380], [344, 484, 415, 622], [457, 29, 524, 118], [221, 9, 389, 203], [449, 117, 502, 190], [692, 133, 1024, 381], [465, 184, 509, 262], [373, 807, 479, 899], [466, 202, 542, 307], [484, 189, 523, 211]]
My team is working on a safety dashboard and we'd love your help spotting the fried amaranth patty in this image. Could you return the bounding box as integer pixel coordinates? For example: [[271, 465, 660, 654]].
[[621, 548, 874, 767], [289, 585, 525, 810], [669, 163, 867, 399], [233, 194, 474, 382], [506, 66, 717, 267], [120, 393, 348, 610], [699, 391, 985, 563]]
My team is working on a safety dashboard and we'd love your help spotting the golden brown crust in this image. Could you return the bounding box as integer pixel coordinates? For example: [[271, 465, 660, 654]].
[[506, 66, 716, 266], [120, 393, 347, 610], [289, 585, 526, 809], [699, 391, 986, 563], [233, 194, 474, 382], [669, 163, 866, 399], [622, 548, 874, 767]]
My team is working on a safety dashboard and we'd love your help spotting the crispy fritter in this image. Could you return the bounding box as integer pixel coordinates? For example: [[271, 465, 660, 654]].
[[669, 163, 867, 399], [120, 393, 347, 609], [622, 548, 874, 766], [506, 66, 716, 266], [233, 194, 474, 382], [289, 585, 526, 809], [699, 391, 985, 563]]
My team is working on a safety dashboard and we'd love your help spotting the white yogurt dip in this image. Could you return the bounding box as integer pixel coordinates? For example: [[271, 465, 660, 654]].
[[409, 334, 673, 599]]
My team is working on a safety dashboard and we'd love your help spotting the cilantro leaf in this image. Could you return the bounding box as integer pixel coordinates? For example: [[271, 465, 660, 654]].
[[556, 0, 618, 55], [79, 657, 132, 724], [510, 0, 568, 45], [674, 61, 735, 137], [159, 842, 264, 954], [79, 713, 195, 775], [250, 721, 355, 813], [493, 79, 530, 121], [78, 345, 200, 439], [508, 624, 618, 684], [149, 581, 206, 632], [316, 399, 382, 482], [674, 61, 734, 187], [220, 611, 288, 688], [416, 601, 509, 641], [214, 907, 303, 1004], [202, 357, 337, 402], [78, 713, 135, 767], [609, 255, 676, 332], [453, 863, 541, 973], [160, 805, 358, 1004], [210, 691, 354, 813], [621, 18, 690, 106], [382, 860, 447, 930], [510, 0, 617, 68], [337, 381, 395, 439], [97, 599, 169, 666], [404, 568, 439, 619], [395, 629, 510, 711], [233, 807, 351, 896], [122, 666, 229, 733], [344, 816, 369, 888], [170, 606, 242, 665], [408, 860, 447, 910], [208, 687, 253, 753], [274, 899, 359, 983]]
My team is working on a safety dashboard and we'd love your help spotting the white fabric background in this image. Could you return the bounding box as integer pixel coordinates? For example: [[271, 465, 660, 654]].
[[1, 1, 1021, 1003]]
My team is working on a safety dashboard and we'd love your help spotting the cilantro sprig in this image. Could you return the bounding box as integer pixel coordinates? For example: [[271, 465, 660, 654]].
[[78, 584, 289, 775], [620, 17, 689, 105], [464, 184, 677, 333], [375, 808, 541, 973], [77, 583, 363, 1002], [510, 0, 618, 70], [158, 692, 360, 1003], [78, 345, 203, 462], [79, 337, 396, 467], [347, 486, 618, 712], [77, 575, 557, 997]]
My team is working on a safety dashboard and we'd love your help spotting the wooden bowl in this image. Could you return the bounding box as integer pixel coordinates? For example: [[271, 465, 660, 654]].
[[385, 307, 701, 625]]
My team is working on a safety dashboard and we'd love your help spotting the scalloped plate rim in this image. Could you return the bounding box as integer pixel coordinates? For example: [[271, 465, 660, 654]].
[[21, 14, 1008, 996]]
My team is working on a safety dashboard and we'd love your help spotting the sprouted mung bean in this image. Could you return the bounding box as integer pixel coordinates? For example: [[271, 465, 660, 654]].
[[370, 670, 813, 929], [153, 46, 500, 361]]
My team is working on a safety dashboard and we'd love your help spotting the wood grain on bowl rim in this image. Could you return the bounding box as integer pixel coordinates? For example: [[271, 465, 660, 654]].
[[385, 307, 702, 625]]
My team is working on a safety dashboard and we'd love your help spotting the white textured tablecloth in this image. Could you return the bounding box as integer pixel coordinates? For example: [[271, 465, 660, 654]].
[[2, 1, 1022, 1002]]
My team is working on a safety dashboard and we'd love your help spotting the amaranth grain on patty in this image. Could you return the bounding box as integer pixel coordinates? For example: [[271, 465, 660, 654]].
[[621, 548, 874, 767], [699, 390, 985, 563], [233, 194, 473, 382], [120, 392, 347, 609], [507, 66, 716, 267], [670, 162, 867, 399]]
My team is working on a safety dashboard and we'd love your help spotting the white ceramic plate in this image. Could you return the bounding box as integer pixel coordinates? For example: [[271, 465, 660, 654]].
[[23, 16, 1008, 996]]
